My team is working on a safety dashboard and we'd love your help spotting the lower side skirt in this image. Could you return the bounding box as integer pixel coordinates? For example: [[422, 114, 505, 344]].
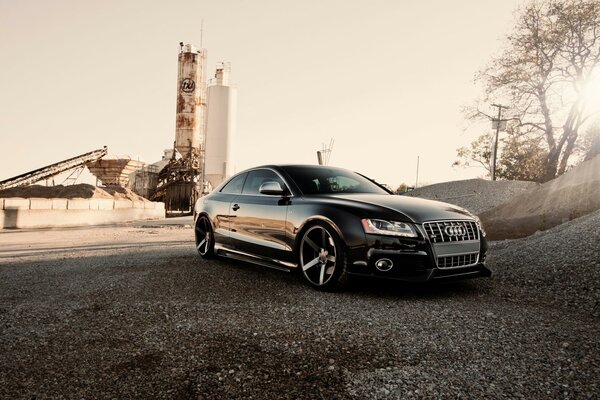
[[215, 245, 294, 273]]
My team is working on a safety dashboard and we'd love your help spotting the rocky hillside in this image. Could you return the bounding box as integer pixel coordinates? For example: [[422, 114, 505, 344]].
[[406, 155, 600, 240], [480, 155, 600, 240], [405, 178, 539, 214]]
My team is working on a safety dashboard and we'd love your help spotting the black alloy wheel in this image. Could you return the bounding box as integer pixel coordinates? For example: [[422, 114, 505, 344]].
[[299, 223, 347, 291], [195, 216, 215, 258]]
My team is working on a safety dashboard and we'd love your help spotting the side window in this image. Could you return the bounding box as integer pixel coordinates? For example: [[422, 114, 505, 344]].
[[220, 173, 247, 194], [242, 169, 286, 195], [306, 175, 360, 194], [328, 176, 360, 192]]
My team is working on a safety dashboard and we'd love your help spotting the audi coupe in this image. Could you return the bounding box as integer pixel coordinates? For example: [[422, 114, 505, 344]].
[[194, 165, 490, 291]]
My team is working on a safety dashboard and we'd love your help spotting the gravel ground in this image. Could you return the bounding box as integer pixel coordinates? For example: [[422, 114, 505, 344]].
[[486, 210, 600, 314], [405, 179, 539, 214], [0, 220, 598, 399]]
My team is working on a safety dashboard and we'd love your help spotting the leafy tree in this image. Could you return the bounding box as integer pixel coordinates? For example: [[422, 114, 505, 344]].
[[394, 183, 409, 193], [496, 134, 547, 181], [454, 128, 548, 182], [465, 0, 600, 182], [453, 134, 493, 177]]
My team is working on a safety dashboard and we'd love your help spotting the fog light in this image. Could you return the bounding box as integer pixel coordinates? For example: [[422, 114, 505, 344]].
[[375, 258, 393, 272]]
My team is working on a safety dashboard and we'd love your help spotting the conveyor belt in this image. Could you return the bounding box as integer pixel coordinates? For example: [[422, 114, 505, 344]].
[[0, 146, 108, 190]]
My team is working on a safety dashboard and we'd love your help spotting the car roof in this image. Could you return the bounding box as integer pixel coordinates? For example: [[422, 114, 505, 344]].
[[249, 164, 347, 170]]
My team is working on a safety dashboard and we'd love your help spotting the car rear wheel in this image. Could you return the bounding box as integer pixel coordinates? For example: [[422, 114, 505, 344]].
[[299, 222, 348, 291], [195, 215, 215, 258]]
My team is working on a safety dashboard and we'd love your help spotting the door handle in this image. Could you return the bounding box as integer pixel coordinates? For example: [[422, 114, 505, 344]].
[[232, 204, 240, 211]]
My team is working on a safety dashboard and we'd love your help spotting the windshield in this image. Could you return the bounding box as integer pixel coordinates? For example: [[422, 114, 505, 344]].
[[281, 166, 390, 195]]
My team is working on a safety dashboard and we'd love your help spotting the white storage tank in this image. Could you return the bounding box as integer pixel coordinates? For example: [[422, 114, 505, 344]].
[[204, 62, 237, 190]]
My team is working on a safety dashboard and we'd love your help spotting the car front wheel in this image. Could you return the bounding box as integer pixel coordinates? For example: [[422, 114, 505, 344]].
[[298, 222, 348, 291]]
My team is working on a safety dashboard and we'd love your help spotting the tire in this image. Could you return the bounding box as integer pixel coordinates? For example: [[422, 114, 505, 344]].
[[195, 215, 215, 258], [298, 222, 348, 291]]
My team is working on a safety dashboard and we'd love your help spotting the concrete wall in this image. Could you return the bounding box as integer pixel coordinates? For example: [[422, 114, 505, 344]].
[[0, 197, 165, 229]]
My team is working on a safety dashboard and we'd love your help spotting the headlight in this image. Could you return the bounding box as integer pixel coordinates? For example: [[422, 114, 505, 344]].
[[474, 216, 486, 237], [361, 218, 417, 238]]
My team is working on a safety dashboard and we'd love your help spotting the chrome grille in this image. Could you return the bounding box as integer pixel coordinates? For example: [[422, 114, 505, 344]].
[[437, 253, 479, 268], [423, 220, 479, 243]]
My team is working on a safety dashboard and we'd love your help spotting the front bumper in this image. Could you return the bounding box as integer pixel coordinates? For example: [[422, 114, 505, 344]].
[[346, 232, 490, 283]]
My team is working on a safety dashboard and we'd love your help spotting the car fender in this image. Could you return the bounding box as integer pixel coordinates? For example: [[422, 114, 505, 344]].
[[289, 204, 367, 252]]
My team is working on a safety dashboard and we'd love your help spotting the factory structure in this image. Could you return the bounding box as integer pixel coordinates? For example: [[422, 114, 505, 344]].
[[143, 43, 236, 214], [0, 42, 237, 217], [147, 43, 237, 214]]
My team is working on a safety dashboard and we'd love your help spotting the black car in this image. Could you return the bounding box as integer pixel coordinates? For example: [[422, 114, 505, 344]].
[[194, 165, 490, 291]]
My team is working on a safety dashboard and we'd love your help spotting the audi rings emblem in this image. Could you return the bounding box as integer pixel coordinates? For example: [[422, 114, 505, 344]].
[[444, 225, 466, 237]]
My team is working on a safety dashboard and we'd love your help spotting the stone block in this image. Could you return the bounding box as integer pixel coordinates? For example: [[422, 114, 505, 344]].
[[3, 198, 30, 209], [89, 198, 113, 210], [89, 199, 100, 210], [67, 199, 91, 210], [114, 199, 133, 209], [52, 199, 68, 210], [29, 198, 53, 210], [95, 198, 115, 210]]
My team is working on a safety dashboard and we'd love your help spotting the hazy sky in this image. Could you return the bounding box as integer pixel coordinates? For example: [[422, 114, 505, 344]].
[[0, 0, 525, 188]]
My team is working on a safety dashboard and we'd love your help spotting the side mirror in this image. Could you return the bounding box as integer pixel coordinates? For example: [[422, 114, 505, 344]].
[[259, 181, 285, 195]]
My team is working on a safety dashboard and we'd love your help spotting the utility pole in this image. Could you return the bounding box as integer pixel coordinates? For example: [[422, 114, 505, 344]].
[[316, 139, 334, 166], [491, 103, 508, 181], [317, 151, 323, 165], [415, 155, 420, 189]]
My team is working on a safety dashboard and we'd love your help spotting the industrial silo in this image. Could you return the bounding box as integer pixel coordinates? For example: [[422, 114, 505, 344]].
[[175, 43, 207, 158], [204, 62, 237, 190], [152, 43, 208, 214]]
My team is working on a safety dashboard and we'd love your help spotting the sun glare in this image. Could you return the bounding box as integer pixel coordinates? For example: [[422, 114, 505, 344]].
[[580, 69, 600, 115]]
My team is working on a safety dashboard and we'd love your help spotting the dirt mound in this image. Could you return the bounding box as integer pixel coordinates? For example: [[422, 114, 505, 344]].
[[405, 178, 539, 214], [481, 155, 600, 240], [101, 186, 149, 202], [487, 209, 600, 314], [0, 184, 150, 201]]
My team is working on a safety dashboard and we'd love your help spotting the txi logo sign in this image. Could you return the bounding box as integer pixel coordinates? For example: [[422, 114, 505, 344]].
[[181, 78, 195, 93]]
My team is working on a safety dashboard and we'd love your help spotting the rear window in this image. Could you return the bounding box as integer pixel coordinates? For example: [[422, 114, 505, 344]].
[[220, 173, 247, 194]]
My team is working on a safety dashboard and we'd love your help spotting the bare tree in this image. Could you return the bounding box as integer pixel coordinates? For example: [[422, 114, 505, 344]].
[[473, 0, 600, 182]]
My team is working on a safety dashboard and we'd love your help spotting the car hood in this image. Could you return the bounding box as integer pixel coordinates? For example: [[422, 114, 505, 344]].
[[326, 193, 475, 223]]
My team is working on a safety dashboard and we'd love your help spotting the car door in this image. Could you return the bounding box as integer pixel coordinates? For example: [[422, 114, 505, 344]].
[[209, 172, 247, 248], [229, 169, 292, 262]]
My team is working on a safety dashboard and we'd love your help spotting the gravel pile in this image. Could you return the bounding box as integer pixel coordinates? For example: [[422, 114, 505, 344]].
[[0, 183, 150, 201], [0, 223, 598, 399], [481, 155, 600, 240], [486, 209, 600, 314], [405, 179, 539, 214], [0, 183, 112, 199]]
